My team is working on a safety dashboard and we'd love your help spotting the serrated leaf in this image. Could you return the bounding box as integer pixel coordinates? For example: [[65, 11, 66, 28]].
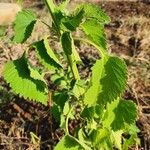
[[52, 104, 61, 122], [34, 38, 62, 70], [57, 0, 70, 13], [54, 135, 80, 150], [44, 37, 61, 65], [103, 99, 137, 131], [3, 55, 48, 105], [112, 130, 123, 150], [81, 3, 110, 24], [61, 8, 84, 31], [111, 100, 137, 131], [84, 56, 127, 105], [53, 92, 69, 110], [13, 10, 37, 43], [81, 106, 95, 121], [81, 19, 107, 52], [123, 134, 138, 150], [90, 128, 113, 149], [97, 56, 127, 104], [81, 104, 104, 121], [102, 99, 119, 128], [27, 62, 46, 83]]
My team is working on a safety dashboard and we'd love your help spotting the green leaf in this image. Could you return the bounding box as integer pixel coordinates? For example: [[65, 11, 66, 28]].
[[83, 57, 104, 106], [61, 32, 81, 63], [54, 135, 80, 150], [52, 104, 61, 122], [61, 8, 84, 31], [72, 80, 85, 99], [3, 54, 48, 105], [81, 106, 95, 121], [81, 19, 107, 53], [103, 99, 137, 131], [79, 3, 110, 24], [111, 100, 137, 131], [102, 99, 119, 128], [27, 62, 46, 83], [123, 134, 138, 150], [53, 92, 69, 111], [34, 37, 62, 70], [13, 10, 37, 43], [57, 0, 70, 13], [112, 130, 123, 150], [90, 128, 113, 149], [63, 101, 70, 116], [97, 56, 127, 104], [84, 56, 127, 105], [61, 32, 72, 55]]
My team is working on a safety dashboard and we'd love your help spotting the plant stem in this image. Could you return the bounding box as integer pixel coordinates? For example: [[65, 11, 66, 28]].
[[45, 0, 80, 81], [67, 55, 80, 80], [44, 0, 61, 36], [65, 106, 73, 134]]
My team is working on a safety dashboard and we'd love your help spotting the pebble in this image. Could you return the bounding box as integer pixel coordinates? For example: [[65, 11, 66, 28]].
[[0, 3, 21, 26]]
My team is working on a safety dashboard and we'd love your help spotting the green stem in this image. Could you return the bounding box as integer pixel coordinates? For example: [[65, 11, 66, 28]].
[[65, 106, 73, 134], [45, 0, 80, 81], [44, 0, 61, 36], [67, 55, 80, 80]]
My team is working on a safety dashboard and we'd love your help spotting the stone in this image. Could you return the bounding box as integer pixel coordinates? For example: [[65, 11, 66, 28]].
[[0, 3, 21, 26]]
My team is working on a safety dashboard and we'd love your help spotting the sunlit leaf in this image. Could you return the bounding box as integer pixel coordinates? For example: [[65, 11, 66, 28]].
[[13, 10, 37, 43]]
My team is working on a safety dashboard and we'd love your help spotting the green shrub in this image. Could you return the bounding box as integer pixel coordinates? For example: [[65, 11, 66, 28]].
[[3, 0, 139, 149]]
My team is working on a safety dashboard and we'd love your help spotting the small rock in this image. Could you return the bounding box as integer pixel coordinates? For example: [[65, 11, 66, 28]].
[[0, 3, 21, 26]]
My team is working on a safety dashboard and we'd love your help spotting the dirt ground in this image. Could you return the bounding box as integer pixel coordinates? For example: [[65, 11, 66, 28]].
[[0, 0, 150, 149]]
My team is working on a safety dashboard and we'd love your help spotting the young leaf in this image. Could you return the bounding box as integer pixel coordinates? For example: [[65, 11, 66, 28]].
[[123, 134, 138, 150], [84, 56, 127, 105], [111, 100, 137, 131], [34, 37, 62, 70], [78, 3, 110, 24], [57, 0, 70, 13], [81, 19, 107, 53], [112, 130, 123, 150], [90, 128, 113, 149], [103, 99, 137, 131], [3, 54, 48, 105], [61, 8, 84, 31], [53, 92, 69, 111], [54, 135, 80, 150], [13, 10, 37, 43], [81, 106, 95, 121]]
